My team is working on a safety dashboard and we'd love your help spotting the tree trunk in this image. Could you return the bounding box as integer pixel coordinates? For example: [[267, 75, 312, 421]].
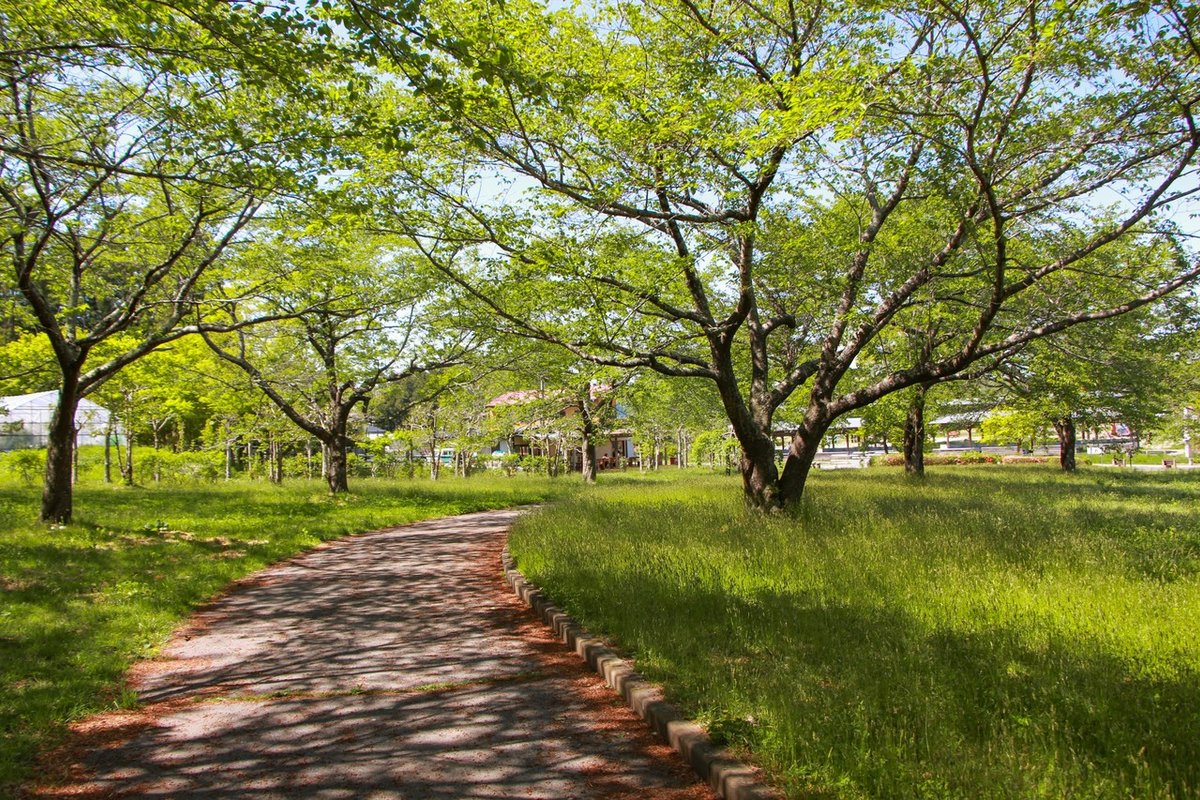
[[578, 438, 595, 482], [903, 384, 929, 476], [325, 439, 350, 493], [773, 422, 829, 508], [224, 426, 233, 481], [104, 420, 113, 484], [71, 424, 79, 486], [269, 436, 284, 484], [40, 378, 81, 523], [121, 420, 135, 487], [151, 426, 161, 483], [741, 448, 781, 508], [428, 413, 440, 481], [1053, 417, 1077, 473], [579, 392, 598, 484]]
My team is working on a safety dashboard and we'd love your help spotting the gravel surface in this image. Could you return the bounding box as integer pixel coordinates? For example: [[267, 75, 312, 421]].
[[32, 508, 714, 800]]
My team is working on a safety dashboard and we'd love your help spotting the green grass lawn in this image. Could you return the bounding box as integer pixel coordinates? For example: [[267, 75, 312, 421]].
[[509, 467, 1200, 799], [0, 472, 576, 798]]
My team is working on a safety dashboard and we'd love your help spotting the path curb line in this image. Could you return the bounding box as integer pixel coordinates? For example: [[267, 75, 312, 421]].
[[501, 546, 777, 800]]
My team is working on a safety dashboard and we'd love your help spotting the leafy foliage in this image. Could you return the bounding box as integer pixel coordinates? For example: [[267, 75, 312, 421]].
[[356, 0, 1200, 506]]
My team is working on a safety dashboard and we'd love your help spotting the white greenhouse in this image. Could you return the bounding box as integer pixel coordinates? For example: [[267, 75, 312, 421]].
[[0, 391, 111, 451]]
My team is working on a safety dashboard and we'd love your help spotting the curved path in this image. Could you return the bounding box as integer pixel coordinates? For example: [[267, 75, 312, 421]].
[[37, 508, 713, 799]]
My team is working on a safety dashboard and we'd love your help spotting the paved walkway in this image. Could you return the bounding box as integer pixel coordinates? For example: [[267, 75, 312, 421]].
[[38, 509, 713, 799]]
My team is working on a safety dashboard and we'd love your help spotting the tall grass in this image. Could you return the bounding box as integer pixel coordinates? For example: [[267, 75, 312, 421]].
[[509, 467, 1200, 799], [0, 471, 576, 797]]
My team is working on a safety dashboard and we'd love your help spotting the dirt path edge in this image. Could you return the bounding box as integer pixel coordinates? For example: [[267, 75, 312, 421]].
[[501, 545, 779, 800]]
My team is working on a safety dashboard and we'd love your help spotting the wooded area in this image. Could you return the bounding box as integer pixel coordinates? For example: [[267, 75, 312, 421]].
[[3, 0, 1199, 520]]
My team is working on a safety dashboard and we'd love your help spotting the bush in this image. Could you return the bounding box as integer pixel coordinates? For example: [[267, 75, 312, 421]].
[[520, 455, 548, 474], [874, 451, 1001, 467], [138, 449, 223, 483], [1000, 455, 1050, 464], [3, 448, 43, 485], [283, 452, 317, 479]]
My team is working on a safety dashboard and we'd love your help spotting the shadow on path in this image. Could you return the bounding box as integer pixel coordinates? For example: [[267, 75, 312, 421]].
[[34, 509, 712, 800]]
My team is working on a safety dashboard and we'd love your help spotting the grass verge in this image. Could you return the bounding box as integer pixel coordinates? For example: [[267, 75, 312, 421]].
[[0, 474, 574, 797], [508, 467, 1200, 799]]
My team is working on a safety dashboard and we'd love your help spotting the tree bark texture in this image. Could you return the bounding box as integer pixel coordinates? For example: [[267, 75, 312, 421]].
[[903, 385, 929, 476], [104, 421, 113, 484], [735, 415, 830, 510], [122, 425, 135, 487], [1054, 417, 1077, 473], [325, 440, 350, 493], [40, 380, 80, 523], [740, 447, 780, 508], [579, 390, 597, 483]]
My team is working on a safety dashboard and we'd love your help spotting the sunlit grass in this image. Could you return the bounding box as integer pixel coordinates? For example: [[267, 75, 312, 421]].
[[0, 473, 576, 797], [509, 467, 1200, 799]]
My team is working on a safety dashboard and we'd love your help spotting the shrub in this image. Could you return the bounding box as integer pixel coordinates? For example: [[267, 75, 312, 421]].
[[691, 429, 740, 471], [138, 449, 223, 483], [496, 454, 521, 476], [520, 455, 548, 474], [1000, 455, 1050, 464], [283, 452, 317, 479], [874, 451, 1001, 467], [4, 448, 44, 485]]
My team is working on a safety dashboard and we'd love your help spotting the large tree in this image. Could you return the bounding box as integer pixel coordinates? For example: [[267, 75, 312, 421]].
[[0, 0, 335, 521], [202, 222, 474, 493], [349, 0, 1200, 509]]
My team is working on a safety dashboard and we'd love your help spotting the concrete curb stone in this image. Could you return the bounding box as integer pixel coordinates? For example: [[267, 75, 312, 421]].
[[501, 546, 778, 800]]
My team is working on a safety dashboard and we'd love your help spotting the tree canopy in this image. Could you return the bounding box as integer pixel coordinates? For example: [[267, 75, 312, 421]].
[[3, 0, 1199, 517], [1, 0, 346, 519], [348, 0, 1200, 506]]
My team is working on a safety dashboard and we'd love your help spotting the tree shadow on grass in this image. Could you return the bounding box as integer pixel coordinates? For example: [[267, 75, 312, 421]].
[[556, 568, 1200, 799]]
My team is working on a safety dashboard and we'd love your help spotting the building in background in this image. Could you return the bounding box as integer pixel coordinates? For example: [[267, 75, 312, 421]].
[[485, 388, 635, 469], [0, 391, 110, 451]]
